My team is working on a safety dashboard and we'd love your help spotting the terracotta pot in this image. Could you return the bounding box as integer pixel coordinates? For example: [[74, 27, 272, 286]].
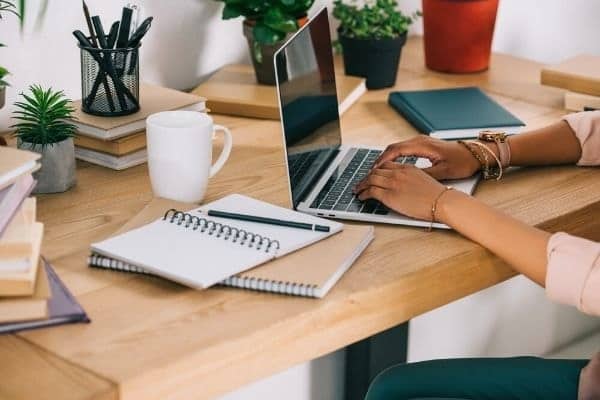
[[243, 16, 308, 86], [423, 0, 499, 73]]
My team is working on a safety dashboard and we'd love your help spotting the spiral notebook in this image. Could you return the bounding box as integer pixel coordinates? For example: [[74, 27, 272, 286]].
[[89, 197, 373, 297], [91, 194, 344, 290]]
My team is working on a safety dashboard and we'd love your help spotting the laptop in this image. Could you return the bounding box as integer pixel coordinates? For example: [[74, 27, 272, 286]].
[[273, 8, 479, 229]]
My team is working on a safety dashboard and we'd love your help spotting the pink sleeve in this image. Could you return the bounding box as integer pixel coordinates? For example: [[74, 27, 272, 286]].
[[546, 232, 600, 316], [563, 111, 600, 166]]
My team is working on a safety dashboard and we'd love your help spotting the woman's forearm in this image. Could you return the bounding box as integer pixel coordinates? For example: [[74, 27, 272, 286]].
[[508, 121, 582, 166], [437, 190, 551, 286], [482, 121, 582, 167]]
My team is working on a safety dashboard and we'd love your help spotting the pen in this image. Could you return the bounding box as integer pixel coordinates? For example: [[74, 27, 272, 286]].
[[82, 0, 97, 48], [126, 16, 153, 48], [107, 21, 120, 49], [126, 3, 142, 38], [206, 210, 331, 233], [116, 7, 133, 49]]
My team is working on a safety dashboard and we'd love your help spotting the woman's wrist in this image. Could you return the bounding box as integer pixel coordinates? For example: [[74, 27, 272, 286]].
[[435, 189, 472, 226], [477, 140, 501, 165]]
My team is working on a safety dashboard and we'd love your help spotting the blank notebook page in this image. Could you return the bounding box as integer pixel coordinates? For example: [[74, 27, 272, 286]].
[[91, 194, 342, 289]]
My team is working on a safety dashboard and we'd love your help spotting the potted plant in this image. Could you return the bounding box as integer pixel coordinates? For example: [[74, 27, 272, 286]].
[[215, 0, 315, 85], [11, 85, 78, 194], [334, 0, 418, 90], [423, 0, 499, 73]]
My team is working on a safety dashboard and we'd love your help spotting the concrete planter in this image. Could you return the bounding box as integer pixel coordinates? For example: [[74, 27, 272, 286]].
[[18, 138, 77, 194]]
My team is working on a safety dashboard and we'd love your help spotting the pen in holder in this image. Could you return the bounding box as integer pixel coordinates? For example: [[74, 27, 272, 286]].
[[79, 40, 141, 116]]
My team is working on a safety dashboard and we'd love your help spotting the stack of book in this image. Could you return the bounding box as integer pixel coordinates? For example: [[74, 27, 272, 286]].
[[541, 55, 600, 111], [0, 146, 89, 333], [72, 83, 207, 170], [0, 147, 47, 323]]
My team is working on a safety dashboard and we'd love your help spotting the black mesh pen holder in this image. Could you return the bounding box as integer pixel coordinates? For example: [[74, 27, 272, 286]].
[[79, 42, 141, 116]]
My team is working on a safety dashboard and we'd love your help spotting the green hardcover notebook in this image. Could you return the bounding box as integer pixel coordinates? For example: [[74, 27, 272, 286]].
[[388, 87, 525, 140]]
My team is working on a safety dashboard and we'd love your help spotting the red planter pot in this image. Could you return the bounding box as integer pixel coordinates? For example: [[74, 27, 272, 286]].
[[423, 0, 499, 73]]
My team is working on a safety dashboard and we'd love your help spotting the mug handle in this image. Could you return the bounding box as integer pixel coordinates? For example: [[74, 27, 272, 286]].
[[209, 125, 233, 178]]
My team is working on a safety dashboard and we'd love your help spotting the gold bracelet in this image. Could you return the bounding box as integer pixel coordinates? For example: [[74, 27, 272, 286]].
[[468, 141, 503, 180], [429, 186, 454, 231], [458, 140, 489, 176]]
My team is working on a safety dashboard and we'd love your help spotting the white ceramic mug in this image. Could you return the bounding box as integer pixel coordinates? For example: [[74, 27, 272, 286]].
[[146, 111, 232, 203]]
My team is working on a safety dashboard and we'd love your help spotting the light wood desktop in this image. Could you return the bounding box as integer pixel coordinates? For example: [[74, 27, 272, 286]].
[[2, 37, 599, 400]]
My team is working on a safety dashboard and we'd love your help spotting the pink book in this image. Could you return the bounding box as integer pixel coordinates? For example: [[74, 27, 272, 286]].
[[0, 174, 36, 238]]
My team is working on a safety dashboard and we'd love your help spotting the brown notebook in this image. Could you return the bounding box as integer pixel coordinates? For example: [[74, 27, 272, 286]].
[[88, 197, 374, 298], [74, 131, 146, 156], [0, 261, 50, 323], [0, 147, 40, 191], [541, 55, 600, 96], [72, 83, 207, 141], [192, 64, 366, 120]]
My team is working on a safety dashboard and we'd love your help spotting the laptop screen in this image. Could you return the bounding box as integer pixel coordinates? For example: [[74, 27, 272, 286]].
[[275, 8, 342, 208]]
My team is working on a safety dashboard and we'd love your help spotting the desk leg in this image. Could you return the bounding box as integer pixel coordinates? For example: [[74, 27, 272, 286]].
[[344, 322, 409, 400]]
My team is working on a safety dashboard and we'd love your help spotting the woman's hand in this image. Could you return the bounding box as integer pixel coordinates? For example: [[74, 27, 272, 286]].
[[373, 136, 483, 180], [353, 162, 448, 221]]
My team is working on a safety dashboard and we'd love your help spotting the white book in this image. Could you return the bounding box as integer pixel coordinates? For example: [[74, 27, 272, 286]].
[[75, 148, 147, 170], [91, 194, 344, 290]]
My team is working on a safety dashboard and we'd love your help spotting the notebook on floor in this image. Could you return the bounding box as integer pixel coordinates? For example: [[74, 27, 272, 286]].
[[91, 194, 344, 290], [89, 197, 373, 297], [388, 87, 525, 140]]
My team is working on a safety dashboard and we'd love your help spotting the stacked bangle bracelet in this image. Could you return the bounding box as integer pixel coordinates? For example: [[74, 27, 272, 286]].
[[458, 140, 503, 180]]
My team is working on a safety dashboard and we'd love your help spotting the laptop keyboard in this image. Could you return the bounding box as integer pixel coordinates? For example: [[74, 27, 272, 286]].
[[288, 150, 326, 189], [310, 149, 418, 215]]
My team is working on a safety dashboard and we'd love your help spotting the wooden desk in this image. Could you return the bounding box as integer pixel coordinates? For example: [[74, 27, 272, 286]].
[[2, 37, 599, 400]]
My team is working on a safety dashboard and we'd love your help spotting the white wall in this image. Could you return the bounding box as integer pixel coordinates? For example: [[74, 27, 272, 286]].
[[2, 1, 599, 399]]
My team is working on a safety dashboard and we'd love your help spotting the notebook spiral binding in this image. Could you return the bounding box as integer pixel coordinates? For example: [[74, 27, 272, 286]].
[[163, 209, 281, 253], [88, 253, 318, 297], [221, 276, 318, 298]]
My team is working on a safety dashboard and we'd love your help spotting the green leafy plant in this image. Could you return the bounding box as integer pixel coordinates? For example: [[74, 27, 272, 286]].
[[0, 67, 9, 86], [334, 0, 419, 40], [0, 0, 18, 20], [215, 0, 315, 59], [11, 85, 77, 148]]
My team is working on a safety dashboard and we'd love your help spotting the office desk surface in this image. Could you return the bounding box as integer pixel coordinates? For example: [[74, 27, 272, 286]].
[[2, 37, 599, 400]]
